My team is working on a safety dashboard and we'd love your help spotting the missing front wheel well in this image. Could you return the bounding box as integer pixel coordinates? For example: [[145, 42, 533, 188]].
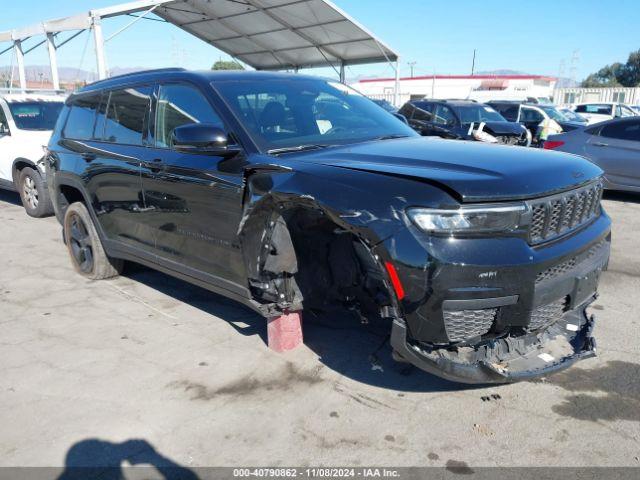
[[244, 206, 393, 318]]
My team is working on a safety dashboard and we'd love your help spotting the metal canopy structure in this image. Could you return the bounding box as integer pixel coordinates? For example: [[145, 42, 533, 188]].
[[0, 0, 401, 103]]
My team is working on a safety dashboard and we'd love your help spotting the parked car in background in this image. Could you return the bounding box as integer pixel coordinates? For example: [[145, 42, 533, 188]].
[[47, 69, 609, 384], [370, 98, 398, 113], [573, 102, 637, 125], [559, 107, 589, 125], [398, 99, 530, 145], [488, 101, 585, 146], [0, 91, 65, 217], [544, 116, 640, 193]]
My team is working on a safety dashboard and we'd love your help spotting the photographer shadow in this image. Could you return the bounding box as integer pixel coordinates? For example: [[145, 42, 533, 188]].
[[57, 438, 199, 480]]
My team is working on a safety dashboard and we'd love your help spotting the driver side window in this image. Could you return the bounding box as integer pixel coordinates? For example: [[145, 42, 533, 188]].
[[155, 84, 224, 149], [433, 105, 456, 126]]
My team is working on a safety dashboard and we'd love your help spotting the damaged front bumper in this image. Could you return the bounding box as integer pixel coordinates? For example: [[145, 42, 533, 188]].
[[390, 301, 597, 384]]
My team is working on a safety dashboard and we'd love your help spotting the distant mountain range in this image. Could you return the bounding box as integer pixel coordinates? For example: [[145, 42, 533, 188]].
[[0, 65, 146, 83]]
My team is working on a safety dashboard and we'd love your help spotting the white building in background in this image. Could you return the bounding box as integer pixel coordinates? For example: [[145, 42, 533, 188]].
[[553, 87, 640, 106], [353, 74, 558, 106]]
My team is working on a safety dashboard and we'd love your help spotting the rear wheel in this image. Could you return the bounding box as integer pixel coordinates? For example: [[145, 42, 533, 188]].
[[63, 202, 123, 280], [18, 167, 53, 218]]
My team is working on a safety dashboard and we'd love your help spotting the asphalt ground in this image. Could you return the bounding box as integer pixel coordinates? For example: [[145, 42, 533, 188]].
[[0, 189, 638, 472]]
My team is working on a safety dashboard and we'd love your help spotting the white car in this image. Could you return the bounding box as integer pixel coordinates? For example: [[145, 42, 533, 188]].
[[573, 102, 637, 125], [0, 92, 65, 217]]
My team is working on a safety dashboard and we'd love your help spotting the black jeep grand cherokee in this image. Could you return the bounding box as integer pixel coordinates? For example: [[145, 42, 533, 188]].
[[47, 69, 610, 384]]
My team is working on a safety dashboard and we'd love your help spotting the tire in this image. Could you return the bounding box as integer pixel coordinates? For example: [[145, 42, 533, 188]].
[[18, 167, 54, 218], [63, 202, 124, 280]]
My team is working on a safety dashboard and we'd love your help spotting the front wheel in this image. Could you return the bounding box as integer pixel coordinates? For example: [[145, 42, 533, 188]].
[[63, 202, 124, 280], [18, 167, 53, 218]]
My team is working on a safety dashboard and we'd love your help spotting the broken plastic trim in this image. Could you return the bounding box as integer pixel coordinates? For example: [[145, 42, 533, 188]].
[[390, 301, 597, 384]]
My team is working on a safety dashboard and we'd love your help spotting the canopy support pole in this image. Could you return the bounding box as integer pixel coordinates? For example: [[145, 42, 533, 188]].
[[92, 16, 107, 80], [339, 61, 346, 83], [394, 59, 400, 106], [46, 33, 60, 90], [14, 40, 26, 90]]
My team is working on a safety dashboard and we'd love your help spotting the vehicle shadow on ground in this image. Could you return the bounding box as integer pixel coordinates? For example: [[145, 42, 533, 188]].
[[603, 190, 640, 204], [0, 189, 21, 206], [56, 438, 199, 480], [123, 263, 468, 393]]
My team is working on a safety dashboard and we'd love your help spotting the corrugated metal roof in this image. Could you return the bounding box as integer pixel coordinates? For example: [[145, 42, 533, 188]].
[[0, 0, 398, 71]]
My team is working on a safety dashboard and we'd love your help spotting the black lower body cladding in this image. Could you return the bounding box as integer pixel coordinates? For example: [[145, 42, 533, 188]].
[[380, 210, 611, 384]]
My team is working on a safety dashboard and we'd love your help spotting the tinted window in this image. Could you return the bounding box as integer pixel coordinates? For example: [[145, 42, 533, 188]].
[[101, 86, 152, 145], [520, 107, 545, 123], [64, 94, 101, 140], [455, 105, 505, 123], [491, 104, 519, 122], [412, 102, 433, 122], [155, 84, 223, 148], [214, 78, 416, 151], [398, 103, 414, 120], [0, 106, 8, 134], [600, 121, 640, 141], [576, 104, 613, 115], [7, 101, 63, 131], [433, 105, 456, 126]]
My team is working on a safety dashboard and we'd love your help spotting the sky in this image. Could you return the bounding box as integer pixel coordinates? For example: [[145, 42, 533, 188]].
[[1, 0, 639, 82]]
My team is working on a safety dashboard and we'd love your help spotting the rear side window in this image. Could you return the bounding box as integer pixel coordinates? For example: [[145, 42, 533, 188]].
[[64, 94, 101, 140], [411, 102, 433, 122], [600, 120, 640, 141], [398, 103, 414, 120], [101, 86, 152, 145], [0, 106, 9, 134], [155, 83, 223, 148], [493, 104, 519, 122], [520, 107, 544, 123]]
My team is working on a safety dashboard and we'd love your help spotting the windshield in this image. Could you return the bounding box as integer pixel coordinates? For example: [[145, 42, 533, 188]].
[[453, 104, 506, 124], [560, 109, 587, 122], [8, 101, 64, 131], [539, 106, 568, 122], [213, 78, 417, 152], [576, 104, 613, 115]]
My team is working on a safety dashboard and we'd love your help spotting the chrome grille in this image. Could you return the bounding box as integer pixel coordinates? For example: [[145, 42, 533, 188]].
[[528, 181, 603, 245], [443, 308, 497, 343], [528, 297, 568, 331]]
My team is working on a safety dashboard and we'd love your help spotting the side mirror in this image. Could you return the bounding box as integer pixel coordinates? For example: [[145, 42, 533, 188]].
[[171, 123, 241, 157], [0, 124, 9, 136], [393, 113, 409, 125]]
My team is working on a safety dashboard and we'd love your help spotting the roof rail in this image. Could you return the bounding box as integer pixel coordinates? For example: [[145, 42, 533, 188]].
[[442, 98, 477, 103], [87, 68, 188, 87]]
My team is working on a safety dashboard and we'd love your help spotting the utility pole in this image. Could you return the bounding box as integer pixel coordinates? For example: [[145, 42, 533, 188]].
[[407, 61, 416, 78], [471, 49, 476, 76]]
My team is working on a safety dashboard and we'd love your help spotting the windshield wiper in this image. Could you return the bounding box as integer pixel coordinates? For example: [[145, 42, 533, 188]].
[[267, 144, 331, 155], [373, 134, 411, 141]]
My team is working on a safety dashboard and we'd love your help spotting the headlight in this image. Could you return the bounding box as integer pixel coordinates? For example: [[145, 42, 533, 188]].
[[407, 204, 526, 234]]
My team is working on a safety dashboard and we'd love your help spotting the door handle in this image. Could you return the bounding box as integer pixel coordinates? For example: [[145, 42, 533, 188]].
[[593, 142, 609, 147], [81, 152, 96, 162]]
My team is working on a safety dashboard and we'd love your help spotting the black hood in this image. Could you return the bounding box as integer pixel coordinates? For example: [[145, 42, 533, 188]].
[[291, 137, 602, 202], [476, 121, 526, 136]]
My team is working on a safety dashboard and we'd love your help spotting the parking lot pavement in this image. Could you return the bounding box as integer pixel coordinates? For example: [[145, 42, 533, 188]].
[[0, 189, 639, 470]]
